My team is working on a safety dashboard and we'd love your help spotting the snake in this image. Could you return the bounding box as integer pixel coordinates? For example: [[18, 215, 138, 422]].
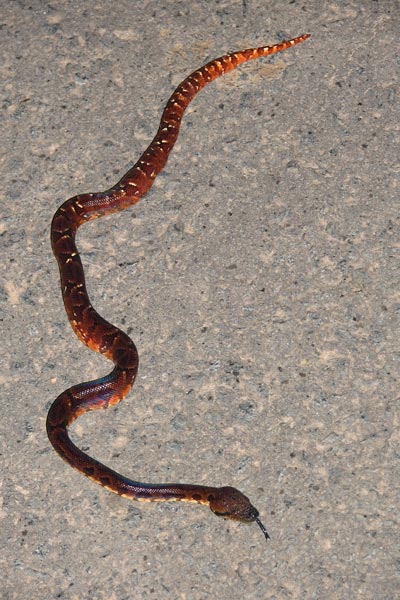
[[47, 33, 310, 542]]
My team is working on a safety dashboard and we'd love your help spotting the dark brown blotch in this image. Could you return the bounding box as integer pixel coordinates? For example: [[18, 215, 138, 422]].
[[83, 466, 95, 476]]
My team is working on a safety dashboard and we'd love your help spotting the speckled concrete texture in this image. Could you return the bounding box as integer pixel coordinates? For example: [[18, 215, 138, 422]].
[[1, 1, 399, 598]]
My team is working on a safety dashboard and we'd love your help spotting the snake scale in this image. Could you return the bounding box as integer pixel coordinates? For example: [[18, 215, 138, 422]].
[[47, 34, 310, 541]]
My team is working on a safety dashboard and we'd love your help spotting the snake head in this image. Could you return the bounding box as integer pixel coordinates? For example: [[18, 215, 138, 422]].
[[208, 486, 270, 541], [207, 486, 259, 522]]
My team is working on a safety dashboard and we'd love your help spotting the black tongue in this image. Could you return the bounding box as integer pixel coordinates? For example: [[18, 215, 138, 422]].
[[255, 516, 270, 542]]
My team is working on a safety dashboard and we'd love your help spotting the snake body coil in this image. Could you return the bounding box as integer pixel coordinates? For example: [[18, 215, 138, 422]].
[[47, 34, 310, 541]]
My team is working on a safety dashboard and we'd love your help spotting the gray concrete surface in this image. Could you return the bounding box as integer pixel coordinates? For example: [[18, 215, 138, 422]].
[[1, 1, 398, 599]]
